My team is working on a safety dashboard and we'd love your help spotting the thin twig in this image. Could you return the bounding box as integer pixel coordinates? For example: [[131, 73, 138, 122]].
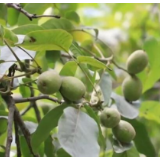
[[25, 59, 41, 123], [4, 40, 25, 71], [18, 46, 41, 69], [21, 104, 32, 116], [4, 96, 15, 157], [14, 116, 21, 157], [6, 3, 60, 21], [14, 107, 38, 157], [14, 95, 63, 104], [112, 60, 128, 73]]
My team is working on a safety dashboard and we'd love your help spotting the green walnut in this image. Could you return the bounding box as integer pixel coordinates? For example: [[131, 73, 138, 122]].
[[127, 50, 148, 74], [112, 120, 136, 143], [37, 70, 62, 95], [0, 118, 7, 135], [60, 76, 86, 102], [100, 108, 121, 128], [122, 75, 142, 101]]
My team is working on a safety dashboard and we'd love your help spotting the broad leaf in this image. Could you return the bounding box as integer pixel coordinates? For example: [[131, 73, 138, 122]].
[[12, 24, 44, 34], [65, 11, 80, 24], [140, 101, 160, 124], [31, 103, 68, 153], [126, 119, 156, 157], [111, 92, 139, 119], [58, 107, 100, 157], [138, 38, 160, 92], [20, 29, 73, 52], [41, 18, 74, 30]]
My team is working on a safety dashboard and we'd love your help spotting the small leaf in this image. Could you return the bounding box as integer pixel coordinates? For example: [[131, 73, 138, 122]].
[[0, 28, 18, 45], [19, 85, 31, 98], [111, 92, 139, 119], [77, 56, 106, 69], [58, 107, 100, 157], [31, 103, 68, 153], [20, 29, 73, 52], [113, 146, 140, 157], [99, 72, 112, 106], [60, 61, 78, 76], [112, 137, 133, 153], [12, 24, 44, 34], [65, 11, 80, 24]]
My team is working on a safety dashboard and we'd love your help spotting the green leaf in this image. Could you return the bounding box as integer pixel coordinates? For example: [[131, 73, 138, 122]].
[[65, 11, 80, 24], [99, 72, 112, 106], [0, 28, 18, 45], [31, 103, 68, 153], [111, 92, 139, 119], [19, 85, 31, 98], [60, 61, 78, 76], [0, 95, 7, 110], [0, 146, 5, 157], [7, 8, 19, 26], [17, 3, 52, 25], [139, 101, 160, 124], [139, 38, 160, 92], [44, 136, 55, 157], [0, 110, 8, 116], [45, 50, 60, 68], [20, 29, 73, 52], [41, 18, 74, 30], [0, 118, 7, 134], [84, 105, 106, 150], [126, 119, 156, 157], [77, 56, 106, 69], [113, 146, 140, 157], [20, 135, 32, 157], [58, 107, 100, 157], [56, 148, 71, 157], [0, 4, 7, 26], [12, 24, 44, 34]]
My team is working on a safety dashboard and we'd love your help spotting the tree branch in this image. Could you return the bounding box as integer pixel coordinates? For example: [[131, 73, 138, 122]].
[[14, 107, 38, 157], [14, 116, 21, 157], [14, 95, 63, 104], [6, 3, 60, 21], [4, 96, 15, 157], [3, 95, 37, 157]]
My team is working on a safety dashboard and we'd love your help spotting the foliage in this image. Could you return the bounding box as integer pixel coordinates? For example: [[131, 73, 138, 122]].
[[0, 3, 160, 157]]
